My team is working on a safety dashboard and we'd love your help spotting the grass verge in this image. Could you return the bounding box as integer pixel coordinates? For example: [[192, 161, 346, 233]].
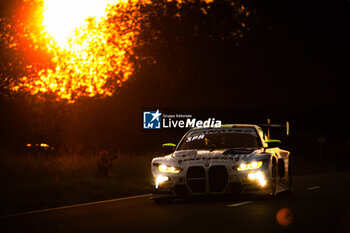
[[0, 150, 158, 215]]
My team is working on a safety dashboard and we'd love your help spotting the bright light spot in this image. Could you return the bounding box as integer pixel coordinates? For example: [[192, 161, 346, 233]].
[[157, 164, 181, 173], [259, 178, 267, 187], [155, 175, 169, 189], [158, 165, 168, 173], [42, 0, 119, 48], [247, 171, 267, 187], [40, 143, 49, 148], [251, 161, 258, 169], [237, 161, 263, 171]]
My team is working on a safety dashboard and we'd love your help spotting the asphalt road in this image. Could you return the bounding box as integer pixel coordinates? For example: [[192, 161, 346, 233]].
[[1, 172, 350, 233]]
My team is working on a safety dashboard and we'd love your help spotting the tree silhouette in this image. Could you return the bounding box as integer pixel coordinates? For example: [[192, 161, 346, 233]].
[[0, 0, 256, 152]]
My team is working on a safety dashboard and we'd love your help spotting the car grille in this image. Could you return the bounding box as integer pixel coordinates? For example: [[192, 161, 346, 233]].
[[186, 166, 228, 193], [209, 166, 228, 192], [186, 166, 206, 193]]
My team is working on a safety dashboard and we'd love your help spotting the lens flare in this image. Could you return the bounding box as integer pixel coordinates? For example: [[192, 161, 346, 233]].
[[276, 208, 293, 226]]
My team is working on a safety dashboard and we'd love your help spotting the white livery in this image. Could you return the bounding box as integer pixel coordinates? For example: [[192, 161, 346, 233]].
[[151, 124, 292, 203]]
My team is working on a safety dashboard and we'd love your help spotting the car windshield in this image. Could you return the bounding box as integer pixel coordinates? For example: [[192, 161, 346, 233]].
[[177, 128, 261, 151]]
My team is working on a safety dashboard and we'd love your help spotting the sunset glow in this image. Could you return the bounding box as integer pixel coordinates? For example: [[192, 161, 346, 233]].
[[42, 0, 119, 49], [2, 0, 226, 102], [11, 0, 142, 102]]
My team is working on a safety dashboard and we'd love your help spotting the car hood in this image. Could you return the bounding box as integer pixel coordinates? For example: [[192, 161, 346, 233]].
[[155, 148, 270, 166]]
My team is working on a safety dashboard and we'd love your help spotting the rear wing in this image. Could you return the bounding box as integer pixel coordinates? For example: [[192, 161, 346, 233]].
[[258, 119, 289, 139]]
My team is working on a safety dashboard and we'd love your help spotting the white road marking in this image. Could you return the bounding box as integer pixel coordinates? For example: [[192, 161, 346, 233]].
[[227, 201, 253, 207], [1, 194, 152, 218], [306, 186, 321, 191]]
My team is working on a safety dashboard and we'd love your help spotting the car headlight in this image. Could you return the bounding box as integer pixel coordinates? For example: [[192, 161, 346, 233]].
[[157, 164, 182, 174], [155, 175, 169, 189], [237, 161, 263, 171], [247, 171, 267, 187]]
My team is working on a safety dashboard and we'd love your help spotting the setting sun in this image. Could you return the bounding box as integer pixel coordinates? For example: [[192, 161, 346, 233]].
[[42, 0, 119, 49], [9, 0, 143, 102], [4, 0, 218, 102]]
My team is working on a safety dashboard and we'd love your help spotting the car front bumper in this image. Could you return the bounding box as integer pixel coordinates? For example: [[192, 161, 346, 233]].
[[152, 167, 272, 198]]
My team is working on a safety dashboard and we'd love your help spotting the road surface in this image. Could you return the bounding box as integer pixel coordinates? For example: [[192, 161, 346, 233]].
[[1, 172, 350, 233]]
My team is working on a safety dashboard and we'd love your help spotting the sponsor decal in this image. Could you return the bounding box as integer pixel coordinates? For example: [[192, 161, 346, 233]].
[[187, 127, 257, 136]]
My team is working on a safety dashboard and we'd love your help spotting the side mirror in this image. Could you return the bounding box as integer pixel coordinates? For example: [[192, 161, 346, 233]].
[[265, 139, 281, 150], [161, 143, 176, 154]]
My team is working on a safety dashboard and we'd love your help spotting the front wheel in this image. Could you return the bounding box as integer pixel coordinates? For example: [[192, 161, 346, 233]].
[[271, 159, 277, 197], [287, 157, 293, 193]]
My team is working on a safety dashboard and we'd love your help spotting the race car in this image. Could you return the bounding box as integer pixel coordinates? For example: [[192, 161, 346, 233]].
[[151, 123, 292, 203]]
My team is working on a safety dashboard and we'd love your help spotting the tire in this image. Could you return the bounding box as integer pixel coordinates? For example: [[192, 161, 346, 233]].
[[287, 156, 293, 193], [271, 158, 277, 197]]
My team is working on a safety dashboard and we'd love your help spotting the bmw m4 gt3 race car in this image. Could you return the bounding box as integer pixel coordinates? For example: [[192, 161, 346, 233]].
[[151, 124, 292, 203]]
